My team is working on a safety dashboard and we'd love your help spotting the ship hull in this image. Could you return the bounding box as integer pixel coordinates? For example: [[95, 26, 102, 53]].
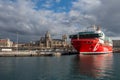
[[71, 38, 113, 55]]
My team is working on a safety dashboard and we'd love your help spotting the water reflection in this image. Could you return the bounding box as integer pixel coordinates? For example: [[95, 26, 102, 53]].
[[73, 54, 113, 78]]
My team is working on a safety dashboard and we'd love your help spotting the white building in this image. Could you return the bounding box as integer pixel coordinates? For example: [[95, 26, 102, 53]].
[[0, 38, 13, 47]]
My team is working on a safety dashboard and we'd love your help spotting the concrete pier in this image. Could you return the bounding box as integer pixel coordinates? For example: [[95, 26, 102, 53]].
[[113, 47, 120, 53], [1, 47, 119, 57], [0, 50, 78, 57]]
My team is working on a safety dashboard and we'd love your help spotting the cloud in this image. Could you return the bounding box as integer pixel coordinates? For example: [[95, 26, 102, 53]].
[[94, 0, 120, 36], [0, 0, 120, 42], [71, 0, 120, 37], [72, 0, 101, 11], [0, 0, 79, 42]]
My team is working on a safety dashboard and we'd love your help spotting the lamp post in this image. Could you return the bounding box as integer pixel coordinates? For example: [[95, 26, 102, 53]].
[[17, 32, 18, 52]]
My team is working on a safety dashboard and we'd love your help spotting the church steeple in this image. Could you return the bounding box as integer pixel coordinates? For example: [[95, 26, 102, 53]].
[[45, 31, 52, 48], [62, 34, 67, 42], [45, 31, 51, 41]]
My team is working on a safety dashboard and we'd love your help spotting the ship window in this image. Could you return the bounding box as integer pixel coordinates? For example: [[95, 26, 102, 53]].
[[70, 33, 102, 39], [79, 34, 101, 38]]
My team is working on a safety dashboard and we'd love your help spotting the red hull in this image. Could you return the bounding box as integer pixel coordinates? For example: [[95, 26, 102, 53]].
[[71, 38, 113, 54]]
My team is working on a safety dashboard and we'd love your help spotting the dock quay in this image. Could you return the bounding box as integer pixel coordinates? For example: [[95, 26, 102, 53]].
[[0, 49, 79, 57], [113, 47, 120, 53], [0, 47, 119, 57]]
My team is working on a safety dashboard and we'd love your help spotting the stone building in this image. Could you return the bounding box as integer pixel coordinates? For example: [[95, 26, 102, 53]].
[[0, 38, 13, 47], [38, 31, 68, 48], [113, 40, 120, 48]]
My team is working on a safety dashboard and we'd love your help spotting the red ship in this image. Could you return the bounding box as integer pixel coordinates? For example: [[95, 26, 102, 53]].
[[69, 25, 113, 54]]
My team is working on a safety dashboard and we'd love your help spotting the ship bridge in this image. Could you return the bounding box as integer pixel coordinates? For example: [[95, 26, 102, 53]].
[[69, 32, 103, 39]]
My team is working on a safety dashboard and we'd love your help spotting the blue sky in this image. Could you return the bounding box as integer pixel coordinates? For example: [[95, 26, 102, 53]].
[[34, 0, 76, 12], [0, 0, 120, 42]]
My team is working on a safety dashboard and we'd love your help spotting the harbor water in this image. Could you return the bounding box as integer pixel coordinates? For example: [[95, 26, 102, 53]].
[[0, 53, 120, 80]]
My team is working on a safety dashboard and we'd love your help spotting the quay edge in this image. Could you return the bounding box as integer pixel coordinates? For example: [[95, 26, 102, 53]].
[[0, 50, 78, 57]]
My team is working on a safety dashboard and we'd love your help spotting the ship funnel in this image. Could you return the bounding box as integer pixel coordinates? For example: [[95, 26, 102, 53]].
[[96, 26, 101, 31], [92, 25, 96, 30], [87, 25, 97, 31]]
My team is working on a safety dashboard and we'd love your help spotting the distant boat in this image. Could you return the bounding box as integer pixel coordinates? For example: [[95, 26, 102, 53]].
[[69, 25, 113, 55]]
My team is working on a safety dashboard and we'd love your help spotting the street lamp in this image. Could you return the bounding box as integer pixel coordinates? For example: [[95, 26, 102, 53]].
[[17, 32, 18, 52]]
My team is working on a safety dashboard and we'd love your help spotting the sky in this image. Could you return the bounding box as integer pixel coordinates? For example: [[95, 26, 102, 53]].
[[0, 0, 120, 42]]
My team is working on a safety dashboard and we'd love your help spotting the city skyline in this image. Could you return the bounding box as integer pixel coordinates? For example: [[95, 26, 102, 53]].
[[0, 0, 120, 42]]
